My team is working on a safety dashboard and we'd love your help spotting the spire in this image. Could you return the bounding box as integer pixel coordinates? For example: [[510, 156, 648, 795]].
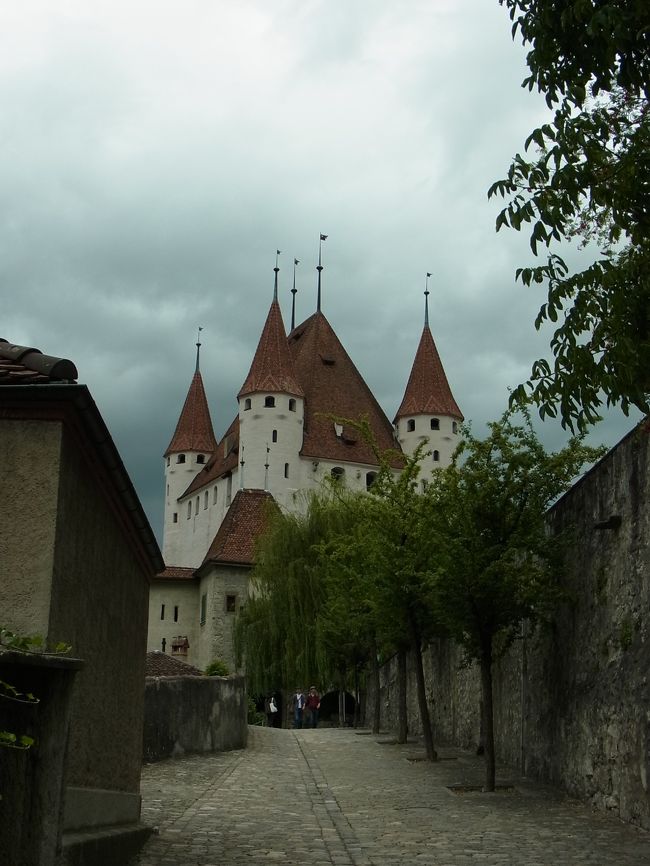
[[291, 258, 299, 331], [394, 310, 463, 423], [274, 250, 281, 302], [164, 360, 218, 457], [317, 234, 327, 312], [238, 274, 304, 399], [424, 273, 431, 328], [195, 326, 203, 372]]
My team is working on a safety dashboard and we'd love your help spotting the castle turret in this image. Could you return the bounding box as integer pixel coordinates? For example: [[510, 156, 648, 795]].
[[394, 283, 463, 479], [163, 338, 217, 563], [237, 262, 304, 498]]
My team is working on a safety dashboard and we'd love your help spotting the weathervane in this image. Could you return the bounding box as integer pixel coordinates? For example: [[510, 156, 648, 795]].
[[317, 234, 327, 312], [195, 326, 203, 371], [273, 250, 281, 301], [424, 273, 432, 328]]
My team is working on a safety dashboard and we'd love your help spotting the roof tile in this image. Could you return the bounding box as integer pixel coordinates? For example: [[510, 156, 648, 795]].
[[394, 325, 463, 421], [203, 488, 276, 566], [165, 370, 218, 457]]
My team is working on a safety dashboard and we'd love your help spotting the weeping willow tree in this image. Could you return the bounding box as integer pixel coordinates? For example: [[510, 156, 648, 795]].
[[235, 489, 356, 698]]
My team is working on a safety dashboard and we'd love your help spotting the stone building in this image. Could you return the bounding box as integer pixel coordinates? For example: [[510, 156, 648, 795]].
[[149, 267, 463, 671], [0, 338, 163, 864]]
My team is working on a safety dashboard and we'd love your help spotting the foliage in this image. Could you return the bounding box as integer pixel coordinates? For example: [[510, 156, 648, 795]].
[[425, 410, 604, 787], [491, 0, 650, 431], [0, 628, 71, 752], [204, 658, 230, 677], [247, 696, 266, 726]]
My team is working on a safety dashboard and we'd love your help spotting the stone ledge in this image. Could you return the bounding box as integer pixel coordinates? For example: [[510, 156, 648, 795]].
[[59, 822, 152, 866]]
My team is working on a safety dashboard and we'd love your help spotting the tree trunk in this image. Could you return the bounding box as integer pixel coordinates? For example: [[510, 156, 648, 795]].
[[353, 665, 360, 728], [371, 646, 381, 734], [409, 616, 436, 761], [479, 638, 496, 792], [397, 647, 408, 744]]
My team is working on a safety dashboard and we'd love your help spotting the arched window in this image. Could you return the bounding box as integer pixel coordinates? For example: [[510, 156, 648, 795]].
[[244, 398, 252, 410], [166, 457, 170, 467], [187, 501, 192, 519], [407, 419, 415, 432], [204, 491, 208, 509], [177, 454, 186, 464], [272, 429, 278, 443], [331, 467, 345, 484], [213, 486, 218, 504], [197, 454, 205, 464], [433, 450, 440, 462], [289, 398, 296, 412], [430, 418, 440, 430], [366, 472, 377, 490], [264, 395, 275, 408], [452, 421, 458, 434], [284, 463, 289, 478]]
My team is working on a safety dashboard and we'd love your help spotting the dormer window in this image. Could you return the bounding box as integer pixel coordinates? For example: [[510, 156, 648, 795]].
[[264, 396, 275, 408], [431, 418, 440, 431], [289, 398, 296, 412], [177, 454, 186, 464], [407, 419, 415, 432], [244, 398, 252, 411], [197, 454, 205, 464]]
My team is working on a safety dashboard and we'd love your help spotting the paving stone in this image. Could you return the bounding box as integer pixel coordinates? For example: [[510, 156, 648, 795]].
[[135, 726, 650, 865]]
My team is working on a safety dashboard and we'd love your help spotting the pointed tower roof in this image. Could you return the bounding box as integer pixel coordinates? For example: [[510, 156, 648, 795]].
[[164, 369, 218, 457], [394, 324, 463, 422], [238, 298, 304, 399], [289, 311, 402, 466]]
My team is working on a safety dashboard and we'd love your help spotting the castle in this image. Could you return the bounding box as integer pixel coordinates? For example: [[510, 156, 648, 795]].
[[147, 262, 463, 671]]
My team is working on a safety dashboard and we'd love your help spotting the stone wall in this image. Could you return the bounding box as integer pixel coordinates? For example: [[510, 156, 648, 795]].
[[368, 421, 650, 829], [143, 674, 248, 762]]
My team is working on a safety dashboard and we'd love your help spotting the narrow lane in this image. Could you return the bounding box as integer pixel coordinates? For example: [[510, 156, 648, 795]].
[[136, 726, 650, 865]]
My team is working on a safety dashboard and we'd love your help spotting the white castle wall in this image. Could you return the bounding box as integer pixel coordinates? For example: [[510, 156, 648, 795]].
[[395, 413, 460, 479]]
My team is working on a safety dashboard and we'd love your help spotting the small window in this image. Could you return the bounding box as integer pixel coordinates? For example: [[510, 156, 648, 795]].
[[366, 472, 377, 490], [431, 418, 440, 431], [226, 474, 232, 505], [197, 454, 205, 464], [173, 512, 178, 523], [331, 467, 345, 483], [289, 398, 296, 412], [264, 395, 276, 408], [284, 463, 289, 478], [213, 486, 218, 504], [452, 421, 458, 434], [187, 501, 192, 519], [407, 419, 415, 432], [195, 496, 199, 514], [272, 430, 278, 443], [166, 484, 169, 497], [244, 398, 252, 410], [200, 594, 207, 625], [421, 479, 428, 492], [433, 450, 440, 462], [160, 604, 165, 621], [166, 457, 170, 467], [174, 605, 179, 623], [226, 594, 237, 613], [204, 491, 208, 509], [177, 454, 186, 464]]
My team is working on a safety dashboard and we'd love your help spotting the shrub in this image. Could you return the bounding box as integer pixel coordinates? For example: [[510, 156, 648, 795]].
[[205, 658, 229, 677]]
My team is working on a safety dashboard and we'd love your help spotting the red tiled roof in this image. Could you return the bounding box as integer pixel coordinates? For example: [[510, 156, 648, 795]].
[[182, 415, 240, 498], [0, 339, 78, 384], [289, 313, 402, 467], [238, 299, 304, 399], [164, 370, 218, 457], [202, 489, 276, 566], [394, 325, 463, 422], [155, 566, 196, 580], [145, 651, 203, 677]]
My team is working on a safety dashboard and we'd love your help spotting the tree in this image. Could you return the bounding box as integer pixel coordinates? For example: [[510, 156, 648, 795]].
[[426, 411, 603, 790], [491, 0, 650, 431]]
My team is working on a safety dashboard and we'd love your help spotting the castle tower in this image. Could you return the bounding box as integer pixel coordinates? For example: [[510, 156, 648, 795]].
[[394, 283, 463, 480], [237, 263, 305, 500], [163, 338, 218, 564]]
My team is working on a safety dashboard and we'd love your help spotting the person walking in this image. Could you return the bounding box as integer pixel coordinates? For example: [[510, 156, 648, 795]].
[[305, 686, 321, 728], [265, 694, 278, 728], [292, 688, 305, 729]]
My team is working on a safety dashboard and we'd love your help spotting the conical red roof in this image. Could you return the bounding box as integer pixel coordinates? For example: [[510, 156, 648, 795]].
[[164, 370, 218, 457], [394, 325, 463, 422], [238, 299, 304, 399]]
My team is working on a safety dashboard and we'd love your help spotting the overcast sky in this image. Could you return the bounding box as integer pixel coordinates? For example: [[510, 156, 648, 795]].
[[2, 1, 642, 543]]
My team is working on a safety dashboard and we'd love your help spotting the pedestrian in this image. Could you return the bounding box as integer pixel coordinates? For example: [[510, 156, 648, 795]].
[[265, 694, 278, 728], [292, 687, 305, 728], [305, 686, 321, 728]]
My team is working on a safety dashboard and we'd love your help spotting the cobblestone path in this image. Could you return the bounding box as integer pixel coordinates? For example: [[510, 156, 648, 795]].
[[136, 726, 650, 865]]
